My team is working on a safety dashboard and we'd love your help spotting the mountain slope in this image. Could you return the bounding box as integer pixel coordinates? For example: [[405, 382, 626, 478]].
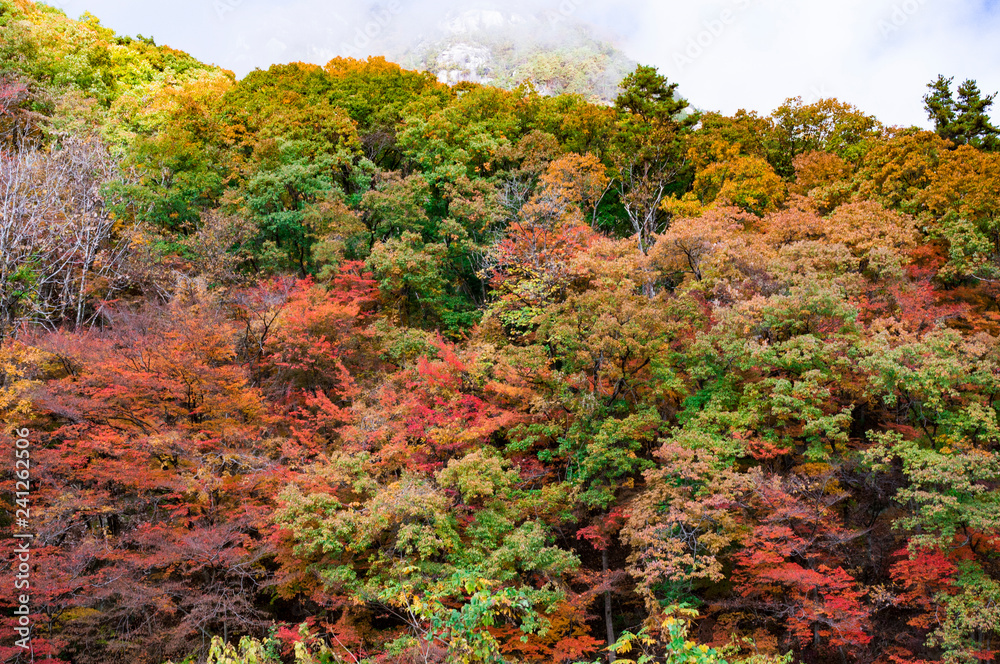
[[388, 7, 634, 102]]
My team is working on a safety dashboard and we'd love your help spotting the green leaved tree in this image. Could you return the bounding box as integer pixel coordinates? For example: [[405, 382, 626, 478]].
[[923, 75, 1000, 151]]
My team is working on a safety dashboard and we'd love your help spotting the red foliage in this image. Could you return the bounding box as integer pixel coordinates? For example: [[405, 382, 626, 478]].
[[264, 277, 370, 397], [9, 301, 286, 664], [0, 77, 29, 116], [327, 335, 530, 473], [489, 599, 602, 663], [889, 546, 957, 629], [576, 508, 626, 551], [733, 474, 871, 655], [402, 338, 526, 471], [329, 260, 380, 312], [488, 220, 598, 316], [891, 273, 968, 332]]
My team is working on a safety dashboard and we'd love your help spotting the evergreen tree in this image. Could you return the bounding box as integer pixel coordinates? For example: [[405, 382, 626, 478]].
[[615, 64, 694, 126], [923, 74, 999, 150]]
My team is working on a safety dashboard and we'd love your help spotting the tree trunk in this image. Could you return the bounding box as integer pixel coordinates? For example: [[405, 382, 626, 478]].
[[604, 548, 616, 662]]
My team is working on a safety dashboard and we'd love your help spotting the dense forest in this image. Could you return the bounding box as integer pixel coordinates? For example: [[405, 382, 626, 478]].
[[2, 1, 1000, 663]]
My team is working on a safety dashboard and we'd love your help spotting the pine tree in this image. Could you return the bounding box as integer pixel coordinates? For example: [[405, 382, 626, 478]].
[[923, 74, 999, 150], [614, 64, 693, 125]]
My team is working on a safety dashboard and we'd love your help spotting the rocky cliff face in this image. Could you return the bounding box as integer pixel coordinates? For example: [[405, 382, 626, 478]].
[[387, 6, 634, 103]]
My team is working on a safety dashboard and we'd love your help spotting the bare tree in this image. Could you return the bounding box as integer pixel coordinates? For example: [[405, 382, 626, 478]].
[[0, 135, 134, 341], [611, 145, 685, 257]]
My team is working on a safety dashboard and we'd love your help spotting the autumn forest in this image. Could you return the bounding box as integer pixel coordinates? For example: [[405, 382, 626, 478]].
[[2, 1, 1000, 663]]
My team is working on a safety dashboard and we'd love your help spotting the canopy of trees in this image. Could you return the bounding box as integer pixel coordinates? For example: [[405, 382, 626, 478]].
[[3, 2, 1000, 664]]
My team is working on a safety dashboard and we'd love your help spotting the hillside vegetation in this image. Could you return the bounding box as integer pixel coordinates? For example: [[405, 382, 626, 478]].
[[2, 2, 1000, 664]]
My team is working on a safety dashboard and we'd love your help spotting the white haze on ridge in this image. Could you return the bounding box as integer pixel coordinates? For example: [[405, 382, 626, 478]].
[[41, 0, 1000, 128]]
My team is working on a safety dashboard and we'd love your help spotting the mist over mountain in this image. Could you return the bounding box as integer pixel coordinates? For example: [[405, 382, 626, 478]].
[[158, 0, 636, 102], [383, 5, 636, 102]]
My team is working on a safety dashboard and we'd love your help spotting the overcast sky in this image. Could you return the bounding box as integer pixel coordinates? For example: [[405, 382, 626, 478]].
[[42, 0, 1000, 128]]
